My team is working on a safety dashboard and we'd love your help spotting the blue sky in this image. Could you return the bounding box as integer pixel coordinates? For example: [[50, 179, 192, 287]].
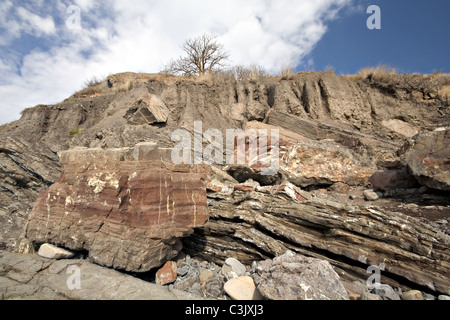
[[305, 0, 450, 74], [0, 0, 449, 125]]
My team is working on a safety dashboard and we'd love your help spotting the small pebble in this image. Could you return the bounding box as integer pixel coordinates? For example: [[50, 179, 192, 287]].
[[363, 189, 379, 201], [402, 290, 423, 300], [199, 269, 214, 284]]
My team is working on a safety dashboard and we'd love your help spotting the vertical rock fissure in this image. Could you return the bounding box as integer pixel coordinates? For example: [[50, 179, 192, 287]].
[[300, 83, 310, 115], [318, 79, 331, 116]]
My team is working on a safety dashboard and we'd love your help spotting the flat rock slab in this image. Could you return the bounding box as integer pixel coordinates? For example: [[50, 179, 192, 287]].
[[381, 119, 419, 138], [37, 243, 74, 260], [125, 93, 170, 125], [0, 251, 202, 300], [224, 276, 263, 300]]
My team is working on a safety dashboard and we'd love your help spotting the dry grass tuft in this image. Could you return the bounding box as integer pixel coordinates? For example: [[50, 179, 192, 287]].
[[280, 62, 295, 80], [230, 65, 268, 81], [71, 72, 180, 98], [73, 76, 107, 98], [355, 65, 398, 81]]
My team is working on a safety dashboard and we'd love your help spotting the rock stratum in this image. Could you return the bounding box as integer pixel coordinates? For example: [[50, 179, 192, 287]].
[[0, 71, 449, 298], [187, 179, 449, 294]]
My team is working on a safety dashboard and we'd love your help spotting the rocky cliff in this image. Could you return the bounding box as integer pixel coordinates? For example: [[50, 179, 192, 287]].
[[0, 71, 449, 296]]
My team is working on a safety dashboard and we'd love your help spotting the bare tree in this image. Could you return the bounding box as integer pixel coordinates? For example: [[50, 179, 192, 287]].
[[162, 34, 229, 76]]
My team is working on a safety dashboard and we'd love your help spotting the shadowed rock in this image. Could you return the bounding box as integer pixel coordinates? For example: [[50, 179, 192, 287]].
[[400, 128, 450, 191], [125, 93, 170, 125]]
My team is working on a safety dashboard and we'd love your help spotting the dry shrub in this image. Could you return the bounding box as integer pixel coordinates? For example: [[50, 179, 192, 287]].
[[280, 63, 295, 80], [230, 65, 268, 80], [211, 69, 236, 82], [82, 75, 105, 88], [158, 64, 269, 83], [72, 75, 107, 98], [404, 73, 450, 104], [195, 71, 214, 84], [324, 65, 335, 73], [351, 65, 450, 105], [73, 73, 166, 98], [249, 65, 268, 79], [356, 65, 398, 82]]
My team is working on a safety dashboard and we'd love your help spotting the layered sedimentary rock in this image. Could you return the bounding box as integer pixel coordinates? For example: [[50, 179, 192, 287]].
[[0, 137, 60, 249], [26, 143, 209, 272], [184, 182, 450, 295]]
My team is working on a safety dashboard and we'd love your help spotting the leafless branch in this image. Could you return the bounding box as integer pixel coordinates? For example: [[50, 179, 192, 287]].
[[162, 34, 229, 77]]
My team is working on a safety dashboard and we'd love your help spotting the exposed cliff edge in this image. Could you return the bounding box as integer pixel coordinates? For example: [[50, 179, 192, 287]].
[[0, 71, 449, 296]]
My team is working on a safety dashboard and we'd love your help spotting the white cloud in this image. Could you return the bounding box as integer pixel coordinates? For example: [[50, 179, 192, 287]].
[[73, 0, 96, 11], [0, 1, 22, 44], [16, 6, 56, 36], [0, 0, 353, 125]]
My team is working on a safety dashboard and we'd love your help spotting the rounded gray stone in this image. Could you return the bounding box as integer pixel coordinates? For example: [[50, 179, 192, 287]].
[[224, 258, 246, 277]]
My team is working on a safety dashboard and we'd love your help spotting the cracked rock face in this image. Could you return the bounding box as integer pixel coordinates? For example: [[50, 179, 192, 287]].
[[25, 144, 209, 272], [400, 128, 450, 191], [279, 139, 375, 188]]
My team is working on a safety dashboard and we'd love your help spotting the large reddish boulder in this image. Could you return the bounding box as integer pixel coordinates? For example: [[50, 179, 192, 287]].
[[25, 143, 209, 272]]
